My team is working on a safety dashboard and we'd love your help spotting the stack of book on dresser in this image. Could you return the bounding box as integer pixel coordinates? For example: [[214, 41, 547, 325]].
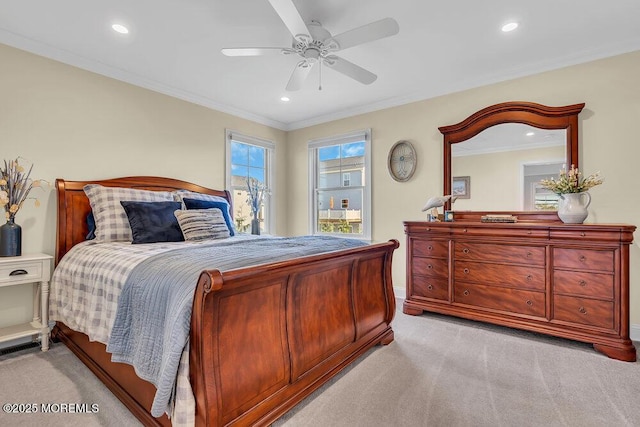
[[480, 214, 518, 223]]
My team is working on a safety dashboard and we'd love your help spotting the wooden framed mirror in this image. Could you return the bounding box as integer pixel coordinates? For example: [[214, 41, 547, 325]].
[[439, 101, 585, 220]]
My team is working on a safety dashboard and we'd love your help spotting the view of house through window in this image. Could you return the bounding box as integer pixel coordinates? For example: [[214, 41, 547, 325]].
[[309, 130, 371, 239], [226, 131, 274, 234]]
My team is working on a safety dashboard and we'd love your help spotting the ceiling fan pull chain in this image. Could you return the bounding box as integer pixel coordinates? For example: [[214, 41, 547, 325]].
[[319, 60, 323, 91]]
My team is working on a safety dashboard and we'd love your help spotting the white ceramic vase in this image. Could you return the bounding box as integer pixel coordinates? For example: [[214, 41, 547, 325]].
[[557, 192, 591, 224]]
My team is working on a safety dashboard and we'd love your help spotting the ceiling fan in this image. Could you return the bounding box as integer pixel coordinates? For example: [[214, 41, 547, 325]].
[[221, 0, 399, 91]]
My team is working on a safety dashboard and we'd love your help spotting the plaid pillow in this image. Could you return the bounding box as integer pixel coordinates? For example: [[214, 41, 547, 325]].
[[174, 209, 231, 241], [84, 184, 174, 242]]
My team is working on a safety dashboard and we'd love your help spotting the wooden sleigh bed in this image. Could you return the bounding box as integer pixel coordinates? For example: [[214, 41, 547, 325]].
[[51, 176, 399, 426]]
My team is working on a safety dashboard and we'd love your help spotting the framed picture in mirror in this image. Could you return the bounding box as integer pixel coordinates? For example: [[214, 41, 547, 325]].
[[452, 176, 470, 199]]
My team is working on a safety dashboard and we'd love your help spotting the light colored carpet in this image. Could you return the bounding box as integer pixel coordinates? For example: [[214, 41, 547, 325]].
[[0, 340, 140, 426], [1, 301, 639, 426], [275, 310, 640, 427]]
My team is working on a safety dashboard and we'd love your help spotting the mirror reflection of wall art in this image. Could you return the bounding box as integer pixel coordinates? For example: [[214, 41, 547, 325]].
[[452, 176, 470, 199]]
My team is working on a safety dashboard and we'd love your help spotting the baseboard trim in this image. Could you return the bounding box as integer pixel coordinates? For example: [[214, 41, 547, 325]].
[[631, 324, 640, 342], [393, 286, 405, 299]]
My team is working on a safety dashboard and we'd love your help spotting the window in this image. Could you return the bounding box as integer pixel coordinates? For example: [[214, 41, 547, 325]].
[[226, 130, 275, 234], [308, 129, 371, 240]]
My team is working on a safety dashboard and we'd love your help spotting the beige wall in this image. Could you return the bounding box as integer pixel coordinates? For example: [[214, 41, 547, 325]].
[[0, 43, 286, 330], [2, 42, 639, 337], [287, 50, 640, 331]]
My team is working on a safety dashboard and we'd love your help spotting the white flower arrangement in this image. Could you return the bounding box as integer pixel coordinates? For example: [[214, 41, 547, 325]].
[[539, 164, 603, 194]]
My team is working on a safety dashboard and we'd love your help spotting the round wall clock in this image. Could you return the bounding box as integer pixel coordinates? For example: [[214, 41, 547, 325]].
[[388, 140, 417, 182]]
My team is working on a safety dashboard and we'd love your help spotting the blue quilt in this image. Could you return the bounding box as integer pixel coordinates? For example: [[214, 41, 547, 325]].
[[106, 235, 367, 417]]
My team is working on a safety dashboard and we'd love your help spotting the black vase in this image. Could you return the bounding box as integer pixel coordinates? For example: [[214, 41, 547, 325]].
[[0, 218, 22, 257], [251, 217, 260, 235]]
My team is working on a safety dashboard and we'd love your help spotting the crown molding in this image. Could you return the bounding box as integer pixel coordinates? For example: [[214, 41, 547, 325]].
[[2, 28, 639, 133]]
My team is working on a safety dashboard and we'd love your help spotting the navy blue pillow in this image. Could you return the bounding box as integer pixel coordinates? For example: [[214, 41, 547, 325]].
[[120, 201, 184, 244], [183, 198, 235, 236], [86, 212, 96, 240]]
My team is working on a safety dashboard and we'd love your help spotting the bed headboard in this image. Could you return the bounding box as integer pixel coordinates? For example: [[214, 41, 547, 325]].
[[55, 176, 232, 264]]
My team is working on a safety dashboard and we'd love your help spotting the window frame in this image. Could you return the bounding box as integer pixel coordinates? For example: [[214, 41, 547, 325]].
[[308, 129, 372, 240], [225, 129, 275, 234]]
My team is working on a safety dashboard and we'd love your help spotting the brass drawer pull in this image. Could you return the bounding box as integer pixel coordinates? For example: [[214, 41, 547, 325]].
[[526, 251, 532, 258], [427, 285, 433, 291], [526, 274, 533, 281], [463, 290, 470, 296], [463, 268, 470, 274], [427, 245, 433, 251], [579, 307, 587, 314], [580, 232, 586, 237], [463, 248, 470, 254], [427, 264, 433, 269], [578, 280, 587, 287], [579, 255, 587, 263], [526, 300, 533, 306]]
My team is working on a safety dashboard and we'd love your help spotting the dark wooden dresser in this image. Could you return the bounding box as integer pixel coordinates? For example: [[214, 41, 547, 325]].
[[403, 221, 637, 361]]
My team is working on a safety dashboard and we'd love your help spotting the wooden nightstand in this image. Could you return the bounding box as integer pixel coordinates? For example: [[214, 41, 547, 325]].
[[0, 253, 53, 351]]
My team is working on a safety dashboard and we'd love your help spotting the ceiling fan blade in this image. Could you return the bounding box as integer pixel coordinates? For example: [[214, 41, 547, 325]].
[[268, 0, 310, 41], [330, 17, 399, 51], [324, 56, 377, 85], [221, 47, 288, 56], [286, 61, 314, 91]]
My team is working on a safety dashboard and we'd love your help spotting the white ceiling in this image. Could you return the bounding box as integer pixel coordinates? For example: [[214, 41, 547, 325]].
[[1, 0, 639, 131]]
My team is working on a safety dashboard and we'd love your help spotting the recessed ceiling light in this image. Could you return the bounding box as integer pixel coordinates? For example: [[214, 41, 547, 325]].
[[526, 131, 535, 136], [112, 24, 129, 34], [502, 22, 518, 32], [280, 96, 290, 102]]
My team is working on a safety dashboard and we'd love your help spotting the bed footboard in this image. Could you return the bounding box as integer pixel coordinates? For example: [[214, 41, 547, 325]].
[[190, 239, 399, 426]]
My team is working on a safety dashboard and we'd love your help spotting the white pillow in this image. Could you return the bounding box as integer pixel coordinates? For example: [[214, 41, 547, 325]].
[[84, 184, 174, 242], [174, 209, 231, 241]]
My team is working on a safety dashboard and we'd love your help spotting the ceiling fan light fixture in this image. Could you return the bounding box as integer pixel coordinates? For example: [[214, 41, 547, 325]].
[[501, 22, 519, 32], [280, 96, 290, 102], [227, 0, 399, 91]]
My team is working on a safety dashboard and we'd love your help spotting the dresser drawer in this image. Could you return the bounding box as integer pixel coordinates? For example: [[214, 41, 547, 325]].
[[413, 258, 448, 278], [553, 270, 614, 299], [411, 239, 448, 258], [411, 275, 448, 301], [550, 229, 623, 242], [553, 248, 614, 272], [454, 283, 545, 318], [454, 261, 545, 291], [553, 295, 614, 330], [450, 227, 549, 239], [0, 260, 45, 286], [455, 242, 544, 266]]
